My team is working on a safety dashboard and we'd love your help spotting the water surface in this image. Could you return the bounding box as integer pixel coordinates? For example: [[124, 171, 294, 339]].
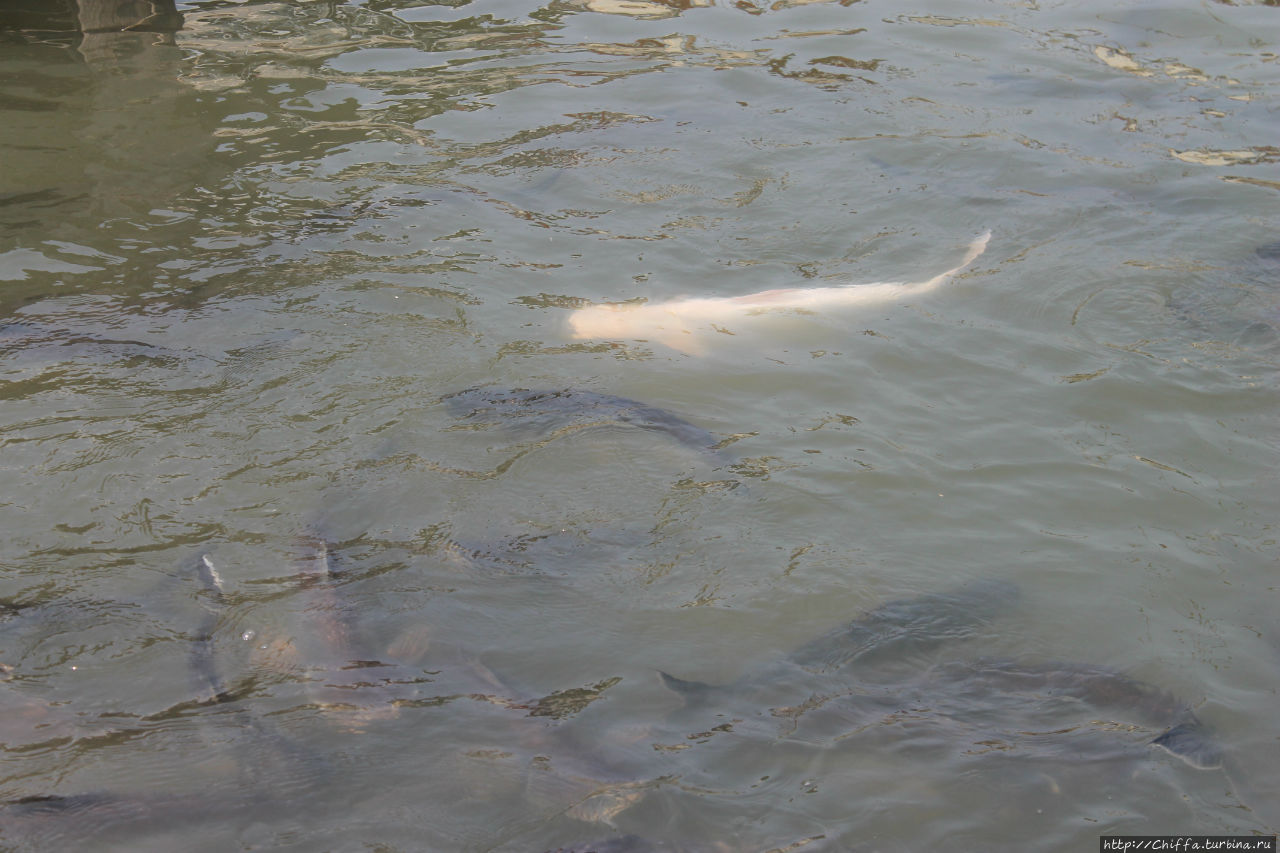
[[2, 0, 1278, 849]]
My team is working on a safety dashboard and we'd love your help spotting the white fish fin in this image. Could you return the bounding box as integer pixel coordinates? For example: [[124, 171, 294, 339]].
[[916, 229, 991, 290], [198, 554, 225, 593]]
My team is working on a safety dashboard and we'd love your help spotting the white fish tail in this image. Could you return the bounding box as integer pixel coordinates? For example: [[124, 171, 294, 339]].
[[918, 230, 992, 290]]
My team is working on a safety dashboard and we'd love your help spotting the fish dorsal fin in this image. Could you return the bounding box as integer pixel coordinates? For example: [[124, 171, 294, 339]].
[[658, 671, 718, 706]]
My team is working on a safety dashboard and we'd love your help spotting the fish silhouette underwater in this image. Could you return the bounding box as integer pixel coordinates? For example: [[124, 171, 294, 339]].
[[656, 578, 1221, 771], [443, 386, 730, 464], [0, 570, 1229, 852], [525, 579, 1228, 853]]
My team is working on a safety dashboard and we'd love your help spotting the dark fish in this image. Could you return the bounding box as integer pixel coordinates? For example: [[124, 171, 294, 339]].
[[290, 531, 358, 667], [788, 577, 1020, 673], [189, 554, 232, 704], [182, 550, 340, 782], [1255, 240, 1280, 266], [660, 580, 1220, 770], [443, 387, 730, 462], [1164, 240, 1280, 351], [0, 321, 186, 366], [268, 533, 521, 720], [911, 658, 1222, 770], [1151, 719, 1222, 770], [282, 533, 421, 725], [660, 578, 1022, 707], [0, 790, 272, 849], [4, 542, 412, 845]]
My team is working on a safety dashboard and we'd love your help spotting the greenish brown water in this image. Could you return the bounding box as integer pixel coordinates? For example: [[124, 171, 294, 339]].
[[2, 0, 1278, 850]]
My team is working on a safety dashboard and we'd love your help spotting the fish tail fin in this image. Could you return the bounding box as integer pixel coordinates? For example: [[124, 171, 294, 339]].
[[959, 230, 992, 268], [1151, 717, 1223, 770], [918, 230, 992, 290]]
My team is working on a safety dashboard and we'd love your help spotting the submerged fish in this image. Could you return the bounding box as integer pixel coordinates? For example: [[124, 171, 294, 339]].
[[0, 790, 270, 850], [444, 387, 728, 461], [919, 658, 1222, 770], [1166, 239, 1280, 352], [788, 577, 1020, 673], [659, 578, 1021, 708], [0, 321, 189, 366], [216, 535, 518, 728], [659, 579, 1220, 770], [190, 554, 233, 704], [566, 231, 991, 354]]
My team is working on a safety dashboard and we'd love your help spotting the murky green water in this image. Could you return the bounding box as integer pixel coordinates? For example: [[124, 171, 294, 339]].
[[2, 0, 1278, 849]]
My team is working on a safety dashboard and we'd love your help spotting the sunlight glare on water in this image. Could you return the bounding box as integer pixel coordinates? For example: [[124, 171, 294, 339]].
[[1, 0, 1278, 849]]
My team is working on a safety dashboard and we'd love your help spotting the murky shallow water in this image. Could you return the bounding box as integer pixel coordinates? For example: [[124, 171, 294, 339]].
[[2, 0, 1279, 849]]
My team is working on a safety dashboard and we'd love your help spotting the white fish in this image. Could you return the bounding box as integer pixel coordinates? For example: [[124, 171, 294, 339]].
[[567, 230, 991, 354]]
